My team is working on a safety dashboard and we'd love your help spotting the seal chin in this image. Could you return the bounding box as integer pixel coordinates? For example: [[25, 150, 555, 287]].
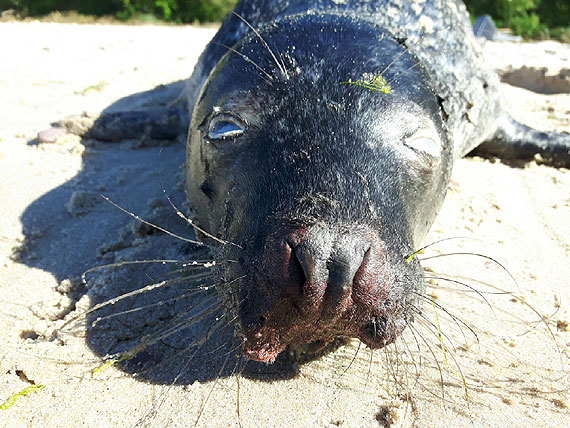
[[235, 224, 418, 363], [241, 328, 288, 364]]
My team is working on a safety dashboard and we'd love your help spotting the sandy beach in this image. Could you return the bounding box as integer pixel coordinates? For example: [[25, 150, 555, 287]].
[[0, 21, 569, 428]]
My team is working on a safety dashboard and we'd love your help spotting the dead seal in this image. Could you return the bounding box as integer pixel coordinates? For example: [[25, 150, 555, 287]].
[[56, 1, 568, 365], [181, 0, 570, 363]]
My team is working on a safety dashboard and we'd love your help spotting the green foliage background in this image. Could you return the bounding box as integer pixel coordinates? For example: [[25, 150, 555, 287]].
[[464, 0, 569, 38], [0, 0, 568, 39], [118, 0, 237, 22], [0, 0, 238, 22]]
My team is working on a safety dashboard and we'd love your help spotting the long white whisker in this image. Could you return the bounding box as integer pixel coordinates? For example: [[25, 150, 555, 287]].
[[101, 194, 207, 247], [212, 41, 274, 84], [232, 11, 288, 79], [157, 172, 242, 248]]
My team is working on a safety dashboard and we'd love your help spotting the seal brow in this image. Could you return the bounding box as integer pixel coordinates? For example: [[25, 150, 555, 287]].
[[232, 11, 288, 79]]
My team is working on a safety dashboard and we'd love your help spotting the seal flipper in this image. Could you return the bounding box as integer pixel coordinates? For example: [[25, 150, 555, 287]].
[[472, 116, 570, 167]]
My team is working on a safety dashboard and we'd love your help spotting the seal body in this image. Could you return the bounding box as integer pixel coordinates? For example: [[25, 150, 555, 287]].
[[183, 1, 566, 363]]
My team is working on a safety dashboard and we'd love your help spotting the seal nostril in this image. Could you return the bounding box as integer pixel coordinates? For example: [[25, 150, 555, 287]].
[[327, 243, 369, 299], [326, 259, 353, 297], [200, 180, 215, 199], [293, 244, 318, 285], [285, 240, 306, 296]]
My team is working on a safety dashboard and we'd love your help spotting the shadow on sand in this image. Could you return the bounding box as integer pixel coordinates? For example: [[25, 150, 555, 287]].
[[16, 81, 300, 386]]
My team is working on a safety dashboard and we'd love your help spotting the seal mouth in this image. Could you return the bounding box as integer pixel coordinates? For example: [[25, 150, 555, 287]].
[[240, 300, 408, 364], [236, 225, 415, 363]]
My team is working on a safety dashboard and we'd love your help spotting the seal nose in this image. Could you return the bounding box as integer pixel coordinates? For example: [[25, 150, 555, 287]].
[[289, 228, 368, 316]]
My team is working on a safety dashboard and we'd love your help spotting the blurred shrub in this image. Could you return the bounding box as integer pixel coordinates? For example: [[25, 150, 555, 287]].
[[511, 12, 545, 38], [0, 1, 123, 16], [1, 0, 568, 40], [0, 0, 238, 22], [119, 0, 237, 22], [464, 0, 569, 39], [536, 0, 569, 28]]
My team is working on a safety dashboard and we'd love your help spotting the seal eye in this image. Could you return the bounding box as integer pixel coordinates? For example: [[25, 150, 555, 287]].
[[405, 136, 441, 158], [208, 114, 246, 140]]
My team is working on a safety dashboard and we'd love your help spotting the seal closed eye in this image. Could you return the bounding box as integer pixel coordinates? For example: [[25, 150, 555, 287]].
[[182, 0, 570, 363]]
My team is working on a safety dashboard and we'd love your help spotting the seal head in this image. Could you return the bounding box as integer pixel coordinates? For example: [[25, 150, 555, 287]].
[[187, 14, 452, 363]]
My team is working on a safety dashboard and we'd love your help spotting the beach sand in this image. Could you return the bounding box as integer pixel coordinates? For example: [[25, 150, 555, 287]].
[[0, 22, 568, 428]]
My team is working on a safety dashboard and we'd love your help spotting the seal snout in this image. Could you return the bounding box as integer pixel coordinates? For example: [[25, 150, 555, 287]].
[[239, 224, 403, 363], [286, 227, 370, 318]]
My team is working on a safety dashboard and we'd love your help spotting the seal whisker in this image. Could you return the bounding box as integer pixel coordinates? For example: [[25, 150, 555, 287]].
[[423, 274, 509, 297], [385, 28, 456, 89], [386, 61, 422, 87], [365, 345, 374, 386], [137, 265, 215, 284], [412, 271, 568, 399], [193, 344, 234, 428], [158, 173, 242, 248], [171, 310, 240, 358], [385, 338, 405, 393], [62, 273, 217, 330], [341, 340, 362, 377], [420, 272, 551, 338], [410, 302, 468, 358], [394, 337, 423, 402], [60, 281, 188, 331], [131, 317, 227, 428], [81, 258, 219, 278], [212, 41, 274, 84], [320, 339, 369, 411], [100, 194, 207, 247], [379, 25, 452, 78], [406, 322, 449, 402], [88, 287, 210, 325], [231, 11, 288, 79], [422, 275, 502, 322], [406, 320, 427, 374], [145, 301, 220, 344], [410, 296, 479, 347], [409, 317, 472, 402], [96, 301, 221, 368], [141, 315, 230, 378], [202, 327, 243, 360], [150, 332, 235, 409], [406, 236, 477, 262], [420, 262, 565, 363], [169, 270, 216, 282], [126, 320, 234, 428], [235, 357, 249, 428], [418, 251, 519, 289], [399, 322, 425, 385]]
